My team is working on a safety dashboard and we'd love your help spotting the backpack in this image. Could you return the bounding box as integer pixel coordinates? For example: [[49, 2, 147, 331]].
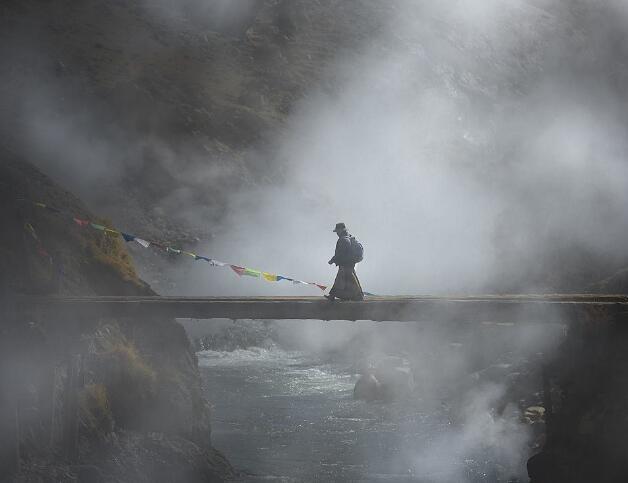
[[349, 236, 364, 263]]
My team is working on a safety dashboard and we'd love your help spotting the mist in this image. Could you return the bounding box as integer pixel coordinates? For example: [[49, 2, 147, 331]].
[[151, 0, 628, 298], [6, 1, 628, 295], [4, 1, 628, 481], [175, 2, 619, 480]]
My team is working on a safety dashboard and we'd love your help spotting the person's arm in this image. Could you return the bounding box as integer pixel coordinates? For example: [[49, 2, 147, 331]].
[[329, 238, 342, 265], [327, 240, 340, 265]]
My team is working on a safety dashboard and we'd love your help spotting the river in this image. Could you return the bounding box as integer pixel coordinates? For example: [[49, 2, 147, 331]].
[[198, 323, 535, 482]]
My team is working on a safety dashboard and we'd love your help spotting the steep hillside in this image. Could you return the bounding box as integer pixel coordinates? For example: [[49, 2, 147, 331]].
[[0, 147, 151, 296], [0, 151, 233, 482], [0, 0, 391, 239]]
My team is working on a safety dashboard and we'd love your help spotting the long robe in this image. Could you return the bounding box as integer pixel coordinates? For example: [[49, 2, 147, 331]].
[[329, 264, 363, 301]]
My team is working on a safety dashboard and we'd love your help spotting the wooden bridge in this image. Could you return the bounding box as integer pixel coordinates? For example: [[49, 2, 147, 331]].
[[11, 294, 628, 323]]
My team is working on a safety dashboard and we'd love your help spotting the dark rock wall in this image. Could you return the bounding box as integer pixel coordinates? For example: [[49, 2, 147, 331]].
[[528, 307, 628, 483]]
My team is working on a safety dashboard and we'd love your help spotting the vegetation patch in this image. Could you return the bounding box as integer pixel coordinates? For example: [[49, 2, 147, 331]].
[[89, 325, 157, 430], [85, 218, 142, 288], [80, 383, 114, 437]]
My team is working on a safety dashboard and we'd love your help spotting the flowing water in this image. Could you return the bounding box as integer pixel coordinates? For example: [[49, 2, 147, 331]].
[[199, 342, 531, 482]]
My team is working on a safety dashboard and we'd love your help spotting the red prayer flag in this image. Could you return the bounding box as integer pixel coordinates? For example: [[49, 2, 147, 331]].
[[230, 265, 246, 276], [73, 218, 90, 227]]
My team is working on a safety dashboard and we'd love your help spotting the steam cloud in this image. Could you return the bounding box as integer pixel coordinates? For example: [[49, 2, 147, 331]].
[[4, 1, 628, 480], [5, 1, 628, 295], [167, 0, 628, 297]]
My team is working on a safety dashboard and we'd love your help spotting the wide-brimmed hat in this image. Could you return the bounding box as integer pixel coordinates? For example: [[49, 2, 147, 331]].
[[333, 222, 347, 233]]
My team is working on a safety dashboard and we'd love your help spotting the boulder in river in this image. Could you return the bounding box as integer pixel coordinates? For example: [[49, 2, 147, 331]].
[[354, 357, 415, 401], [354, 373, 382, 401]]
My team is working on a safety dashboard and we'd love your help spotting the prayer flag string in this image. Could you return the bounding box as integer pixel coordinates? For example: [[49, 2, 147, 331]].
[[24, 222, 52, 262], [24, 199, 328, 291]]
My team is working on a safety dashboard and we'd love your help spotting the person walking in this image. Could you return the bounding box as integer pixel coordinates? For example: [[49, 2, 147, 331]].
[[326, 223, 364, 301]]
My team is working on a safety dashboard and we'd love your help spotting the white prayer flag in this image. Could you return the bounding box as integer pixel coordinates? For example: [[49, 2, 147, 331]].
[[135, 238, 150, 248]]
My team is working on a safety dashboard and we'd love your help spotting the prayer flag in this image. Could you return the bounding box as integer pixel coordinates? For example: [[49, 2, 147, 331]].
[[73, 218, 90, 227], [277, 276, 292, 282], [292, 280, 306, 285], [104, 228, 120, 236], [166, 247, 181, 254], [231, 266, 260, 277], [135, 238, 150, 248], [195, 255, 225, 266], [24, 223, 38, 240], [230, 265, 246, 276], [34, 202, 46, 209], [262, 272, 278, 282], [91, 223, 106, 231], [315, 284, 327, 291], [243, 268, 261, 278], [121, 233, 135, 242], [182, 251, 197, 258]]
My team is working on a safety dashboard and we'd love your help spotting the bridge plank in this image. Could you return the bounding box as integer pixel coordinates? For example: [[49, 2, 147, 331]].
[[12, 295, 628, 322]]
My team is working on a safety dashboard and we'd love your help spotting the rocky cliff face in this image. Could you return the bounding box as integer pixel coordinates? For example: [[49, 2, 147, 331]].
[[0, 0, 390, 243], [0, 152, 233, 481], [527, 305, 628, 483]]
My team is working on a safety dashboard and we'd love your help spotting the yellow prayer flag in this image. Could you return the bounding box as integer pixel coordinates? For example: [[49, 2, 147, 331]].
[[262, 272, 278, 282], [104, 228, 120, 236]]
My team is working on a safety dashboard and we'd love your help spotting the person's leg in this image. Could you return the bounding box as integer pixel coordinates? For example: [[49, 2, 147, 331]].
[[338, 266, 362, 301], [350, 268, 364, 301], [327, 267, 343, 300], [332, 266, 353, 300]]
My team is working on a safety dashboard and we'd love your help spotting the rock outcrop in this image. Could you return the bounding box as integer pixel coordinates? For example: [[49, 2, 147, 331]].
[[354, 357, 414, 402], [527, 306, 628, 483]]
